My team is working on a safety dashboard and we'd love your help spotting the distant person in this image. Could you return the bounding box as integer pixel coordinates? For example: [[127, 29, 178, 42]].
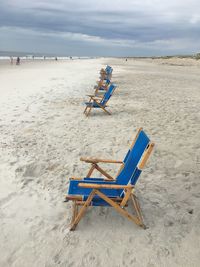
[[126, 58, 128, 62], [16, 57, 20, 65], [55, 57, 58, 61], [10, 56, 13, 65]]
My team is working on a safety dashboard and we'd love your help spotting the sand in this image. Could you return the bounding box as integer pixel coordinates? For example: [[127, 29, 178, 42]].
[[0, 57, 200, 267]]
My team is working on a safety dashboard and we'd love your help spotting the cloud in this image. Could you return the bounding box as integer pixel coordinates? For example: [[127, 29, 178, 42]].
[[0, 0, 200, 55]]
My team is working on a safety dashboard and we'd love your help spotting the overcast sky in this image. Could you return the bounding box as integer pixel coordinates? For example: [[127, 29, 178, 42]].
[[0, 0, 200, 56]]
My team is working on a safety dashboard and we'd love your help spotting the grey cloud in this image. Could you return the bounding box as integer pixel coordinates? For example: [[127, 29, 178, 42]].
[[0, 0, 200, 55]]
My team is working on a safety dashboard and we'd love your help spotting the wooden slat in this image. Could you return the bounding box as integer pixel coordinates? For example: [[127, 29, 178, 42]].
[[80, 157, 123, 164], [70, 177, 82, 180], [75, 197, 127, 206], [90, 96, 103, 100], [76, 201, 87, 205], [95, 190, 142, 226], [131, 194, 142, 221], [138, 142, 155, 170], [86, 164, 96, 177], [115, 162, 125, 178], [65, 195, 83, 201], [94, 164, 115, 180], [131, 194, 146, 229], [78, 183, 134, 189], [120, 188, 132, 207], [86, 95, 102, 99]]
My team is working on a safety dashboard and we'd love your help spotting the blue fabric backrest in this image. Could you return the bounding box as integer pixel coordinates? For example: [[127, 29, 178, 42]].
[[100, 83, 116, 106], [105, 66, 113, 74], [105, 65, 111, 70], [105, 79, 110, 85], [116, 130, 150, 185], [105, 65, 109, 71]]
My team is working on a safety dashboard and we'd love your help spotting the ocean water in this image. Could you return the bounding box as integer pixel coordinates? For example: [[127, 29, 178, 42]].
[[0, 51, 93, 60]]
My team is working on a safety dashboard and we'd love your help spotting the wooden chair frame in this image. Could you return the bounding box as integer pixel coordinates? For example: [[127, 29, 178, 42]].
[[66, 183, 146, 231], [83, 95, 112, 117]]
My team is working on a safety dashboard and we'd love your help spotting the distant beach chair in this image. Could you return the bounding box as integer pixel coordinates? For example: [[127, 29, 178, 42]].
[[100, 65, 113, 80], [84, 83, 117, 116], [65, 128, 155, 230], [105, 65, 113, 74], [94, 79, 111, 95], [100, 65, 112, 74]]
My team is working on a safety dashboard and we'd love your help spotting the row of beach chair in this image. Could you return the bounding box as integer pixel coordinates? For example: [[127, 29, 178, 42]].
[[65, 65, 155, 231], [84, 65, 117, 116]]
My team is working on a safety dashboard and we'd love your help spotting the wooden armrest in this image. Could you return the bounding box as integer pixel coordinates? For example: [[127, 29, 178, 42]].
[[95, 93, 104, 96], [80, 157, 123, 164], [90, 95, 102, 101], [70, 177, 82, 180], [93, 96, 103, 99], [86, 94, 102, 98], [86, 94, 95, 97], [65, 195, 83, 201], [78, 183, 134, 189]]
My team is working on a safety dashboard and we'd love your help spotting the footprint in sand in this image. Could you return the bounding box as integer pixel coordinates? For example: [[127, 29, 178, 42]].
[[157, 247, 170, 258], [64, 233, 79, 247], [81, 252, 100, 267], [53, 253, 62, 265], [122, 250, 136, 266], [22, 162, 45, 178]]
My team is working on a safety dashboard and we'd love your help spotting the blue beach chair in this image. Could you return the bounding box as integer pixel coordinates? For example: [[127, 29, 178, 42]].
[[100, 65, 113, 80], [94, 79, 111, 95], [105, 65, 113, 74], [65, 128, 155, 230], [84, 83, 117, 116]]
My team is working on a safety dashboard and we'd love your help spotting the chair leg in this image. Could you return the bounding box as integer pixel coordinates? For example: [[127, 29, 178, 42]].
[[84, 97, 92, 115], [100, 106, 111, 115], [69, 190, 96, 231], [131, 194, 146, 229], [83, 106, 88, 114], [95, 190, 143, 227], [70, 201, 78, 226], [86, 106, 92, 117]]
